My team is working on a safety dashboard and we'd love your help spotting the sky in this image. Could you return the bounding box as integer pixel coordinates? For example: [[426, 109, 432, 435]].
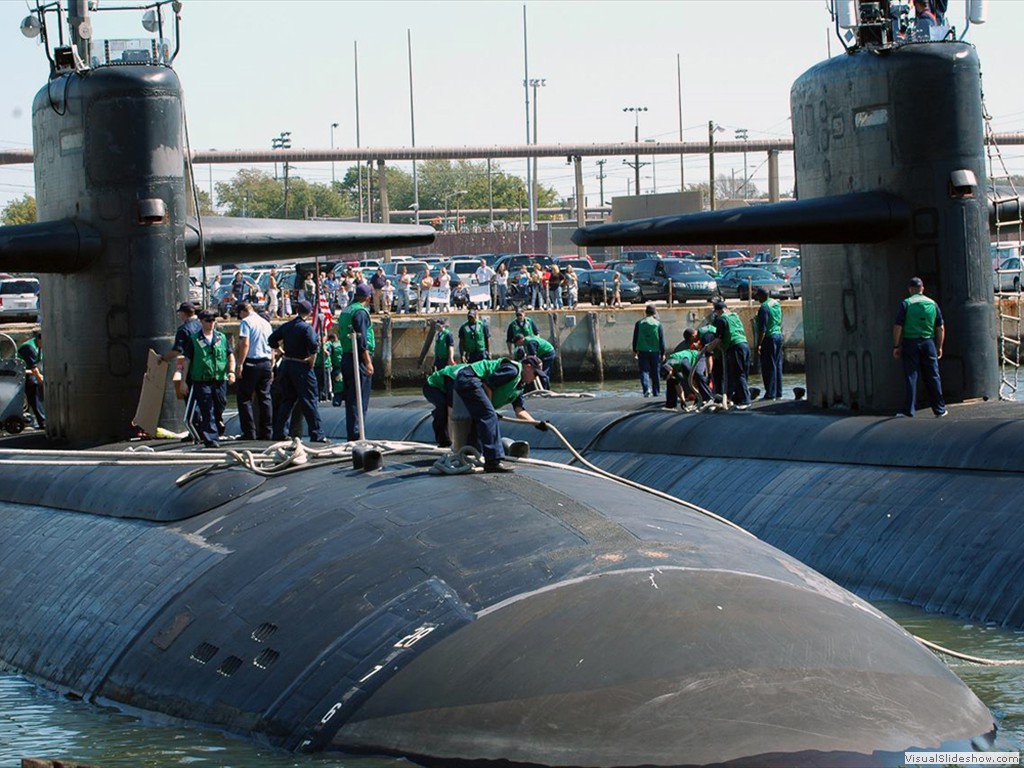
[[0, 0, 1022, 213]]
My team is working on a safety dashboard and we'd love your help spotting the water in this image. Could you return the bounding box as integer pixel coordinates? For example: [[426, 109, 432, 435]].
[[2, 603, 1021, 767]]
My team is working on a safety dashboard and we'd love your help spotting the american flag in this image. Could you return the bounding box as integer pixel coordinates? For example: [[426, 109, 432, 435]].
[[313, 290, 334, 338]]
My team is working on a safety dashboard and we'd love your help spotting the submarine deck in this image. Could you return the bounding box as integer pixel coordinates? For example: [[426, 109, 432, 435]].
[[362, 394, 1024, 629]]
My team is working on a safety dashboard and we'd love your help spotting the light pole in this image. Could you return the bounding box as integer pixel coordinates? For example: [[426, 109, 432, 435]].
[[645, 138, 658, 193], [443, 189, 467, 232], [623, 106, 647, 196], [735, 127, 749, 198], [529, 78, 546, 226], [708, 121, 725, 270], [271, 130, 290, 180], [330, 122, 339, 185], [455, 189, 466, 233]]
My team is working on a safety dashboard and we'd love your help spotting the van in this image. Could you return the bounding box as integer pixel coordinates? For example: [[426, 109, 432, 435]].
[[0, 277, 40, 322]]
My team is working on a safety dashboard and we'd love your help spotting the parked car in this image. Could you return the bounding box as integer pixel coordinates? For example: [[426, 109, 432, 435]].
[[789, 268, 802, 299], [492, 253, 554, 274], [718, 252, 752, 269], [716, 266, 794, 300], [0, 277, 39, 322], [576, 269, 642, 305], [383, 260, 430, 311], [604, 260, 636, 279], [995, 256, 1023, 292], [665, 249, 696, 260], [749, 261, 789, 280], [554, 255, 594, 269], [619, 250, 663, 262], [778, 255, 802, 279], [631, 258, 718, 303], [447, 258, 485, 282], [720, 253, 753, 266]]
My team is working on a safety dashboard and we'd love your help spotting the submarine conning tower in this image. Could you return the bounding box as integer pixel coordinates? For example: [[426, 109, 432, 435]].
[[794, 40, 998, 411], [33, 64, 189, 442], [571, 0, 1005, 414], [0, 0, 437, 444]]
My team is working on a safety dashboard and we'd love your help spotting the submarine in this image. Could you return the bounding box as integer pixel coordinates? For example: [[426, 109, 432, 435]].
[[0, 0, 1005, 764], [556, 0, 1024, 635]]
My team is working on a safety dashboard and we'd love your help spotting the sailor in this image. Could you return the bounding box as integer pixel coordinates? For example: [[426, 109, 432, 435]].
[[913, 0, 938, 38], [754, 287, 784, 400], [512, 332, 556, 388], [268, 299, 326, 443], [336, 283, 375, 441], [233, 301, 273, 441], [162, 301, 202, 439], [453, 355, 544, 473], [458, 308, 491, 363], [432, 317, 456, 372], [704, 298, 752, 409], [422, 362, 467, 448], [17, 330, 44, 430], [632, 303, 666, 398], [184, 310, 235, 448], [893, 276, 947, 418], [662, 329, 713, 409], [697, 319, 721, 396], [506, 307, 540, 355], [327, 332, 345, 407], [314, 337, 332, 402]]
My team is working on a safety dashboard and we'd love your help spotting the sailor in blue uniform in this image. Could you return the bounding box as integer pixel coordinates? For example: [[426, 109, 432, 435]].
[[162, 302, 202, 441], [183, 310, 235, 448], [453, 356, 543, 473], [17, 330, 45, 430], [893, 276, 946, 417], [268, 299, 325, 442], [336, 283, 376, 441]]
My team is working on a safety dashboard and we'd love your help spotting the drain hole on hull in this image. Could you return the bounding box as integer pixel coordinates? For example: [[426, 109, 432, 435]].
[[254, 649, 280, 670], [251, 622, 278, 643], [189, 642, 218, 665], [217, 656, 244, 677]]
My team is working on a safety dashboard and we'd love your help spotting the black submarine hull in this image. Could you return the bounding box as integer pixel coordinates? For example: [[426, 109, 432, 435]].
[[368, 397, 1024, 631], [0, 438, 994, 766]]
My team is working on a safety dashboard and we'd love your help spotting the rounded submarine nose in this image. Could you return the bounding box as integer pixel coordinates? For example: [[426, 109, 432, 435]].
[[332, 569, 993, 767]]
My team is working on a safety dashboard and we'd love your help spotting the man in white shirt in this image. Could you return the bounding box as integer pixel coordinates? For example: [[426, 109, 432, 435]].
[[234, 301, 275, 440], [475, 259, 496, 308]]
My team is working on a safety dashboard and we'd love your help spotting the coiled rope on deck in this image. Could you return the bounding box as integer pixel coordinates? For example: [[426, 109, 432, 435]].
[[428, 445, 484, 475]]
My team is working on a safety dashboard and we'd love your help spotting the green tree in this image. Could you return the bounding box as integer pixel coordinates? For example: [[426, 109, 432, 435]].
[[1, 194, 36, 225], [215, 168, 355, 219], [194, 188, 215, 216]]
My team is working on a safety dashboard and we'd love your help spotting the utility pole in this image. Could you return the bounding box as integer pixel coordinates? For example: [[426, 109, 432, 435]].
[[735, 127, 749, 197], [677, 53, 685, 189], [596, 159, 607, 206], [623, 106, 647, 195], [283, 162, 291, 219], [354, 41, 363, 223], [529, 77, 546, 224], [709, 121, 724, 270]]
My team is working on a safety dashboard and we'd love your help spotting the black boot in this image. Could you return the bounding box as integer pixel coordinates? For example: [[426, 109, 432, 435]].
[[483, 458, 514, 473]]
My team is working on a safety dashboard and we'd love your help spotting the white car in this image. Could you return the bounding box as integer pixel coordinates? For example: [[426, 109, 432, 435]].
[[0, 277, 40, 322]]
